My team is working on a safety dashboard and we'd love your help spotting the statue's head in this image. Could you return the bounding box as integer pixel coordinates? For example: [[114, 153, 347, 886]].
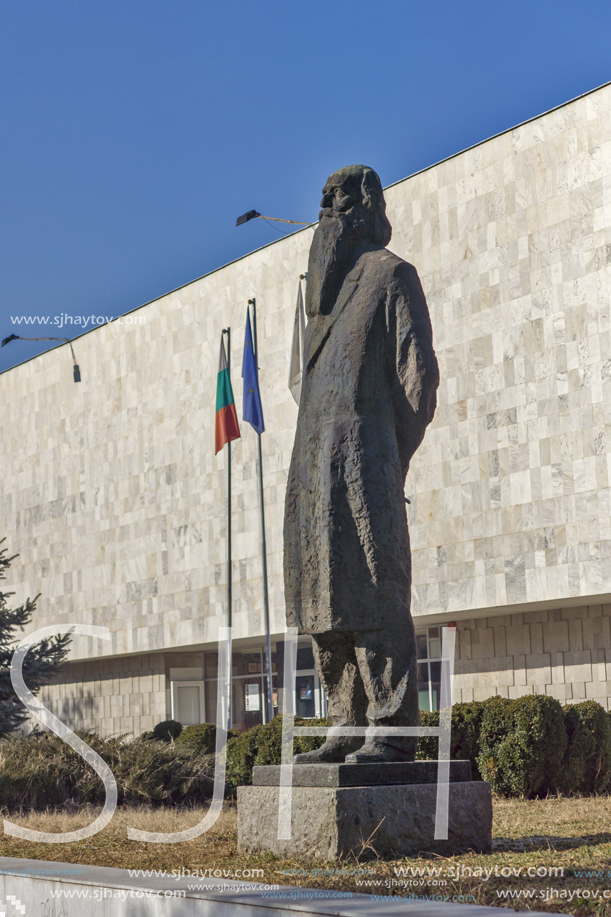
[[319, 165, 392, 247], [307, 165, 392, 316]]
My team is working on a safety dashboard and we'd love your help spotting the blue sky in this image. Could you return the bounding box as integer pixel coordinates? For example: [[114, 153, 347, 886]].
[[1, 0, 609, 372]]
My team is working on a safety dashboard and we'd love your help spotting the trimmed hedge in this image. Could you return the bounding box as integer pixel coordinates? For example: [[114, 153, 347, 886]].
[[560, 701, 611, 795], [451, 700, 487, 767], [416, 701, 487, 779], [418, 696, 611, 798], [477, 694, 567, 798]]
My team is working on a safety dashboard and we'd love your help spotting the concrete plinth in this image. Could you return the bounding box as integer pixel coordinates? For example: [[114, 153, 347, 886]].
[[252, 759, 472, 787], [238, 766, 492, 860]]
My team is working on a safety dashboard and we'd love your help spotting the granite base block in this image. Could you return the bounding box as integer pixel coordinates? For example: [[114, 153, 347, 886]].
[[238, 782, 492, 861], [253, 760, 472, 787]]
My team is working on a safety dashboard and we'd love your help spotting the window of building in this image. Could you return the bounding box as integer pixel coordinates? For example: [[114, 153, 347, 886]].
[[203, 646, 279, 731], [416, 626, 442, 711], [201, 640, 327, 731]]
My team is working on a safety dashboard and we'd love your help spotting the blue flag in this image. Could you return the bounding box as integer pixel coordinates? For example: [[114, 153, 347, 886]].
[[242, 309, 265, 435]]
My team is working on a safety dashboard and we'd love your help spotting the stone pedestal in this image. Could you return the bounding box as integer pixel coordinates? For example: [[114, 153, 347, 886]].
[[237, 761, 492, 861]]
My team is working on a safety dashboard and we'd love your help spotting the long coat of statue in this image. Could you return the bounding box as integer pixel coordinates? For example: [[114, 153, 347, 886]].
[[284, 247, 439, 635]]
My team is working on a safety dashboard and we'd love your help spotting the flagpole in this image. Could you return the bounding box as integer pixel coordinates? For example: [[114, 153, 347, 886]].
[[248, 298, 274, 724], [223, 327, 232, 633]]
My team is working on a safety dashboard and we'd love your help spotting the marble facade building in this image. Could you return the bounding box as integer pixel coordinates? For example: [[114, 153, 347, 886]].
[[3, 82, 611, 735]]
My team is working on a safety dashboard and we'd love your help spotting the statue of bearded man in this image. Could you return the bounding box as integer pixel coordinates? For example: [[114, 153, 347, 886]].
[[283, 164, 439, 764]]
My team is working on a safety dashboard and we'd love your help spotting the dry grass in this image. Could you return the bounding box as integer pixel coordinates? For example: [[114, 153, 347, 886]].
[[0, 804, 240, 871], [2, 797, 611, 913]]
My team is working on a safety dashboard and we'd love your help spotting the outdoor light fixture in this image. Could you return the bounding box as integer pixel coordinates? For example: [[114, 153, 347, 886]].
[[1, 334, 81, 382], [236, 209, 261, 226], [236, 210, 311, 227]]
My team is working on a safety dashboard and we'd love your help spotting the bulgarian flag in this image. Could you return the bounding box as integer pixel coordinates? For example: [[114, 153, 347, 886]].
[[215, 335, 241, 454]]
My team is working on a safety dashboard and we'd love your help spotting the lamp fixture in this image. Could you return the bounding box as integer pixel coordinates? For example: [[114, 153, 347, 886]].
[[1, 334, 81, 382], [236, 210, 311, 227]]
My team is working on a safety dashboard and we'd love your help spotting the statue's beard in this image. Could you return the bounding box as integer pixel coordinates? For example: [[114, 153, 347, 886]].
[[306, 211, 369, 317]]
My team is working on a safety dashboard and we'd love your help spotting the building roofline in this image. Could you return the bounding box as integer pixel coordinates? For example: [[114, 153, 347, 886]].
[[2, 78, 610, 379], [384, 78, 611, 194]]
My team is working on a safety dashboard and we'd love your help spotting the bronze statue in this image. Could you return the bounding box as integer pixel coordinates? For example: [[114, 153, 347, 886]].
[[284, 165, 439, 763]]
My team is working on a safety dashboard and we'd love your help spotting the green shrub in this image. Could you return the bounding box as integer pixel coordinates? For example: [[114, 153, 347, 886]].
[[176, 723, 216, 754], [451, 700, 487, 770], [416, 701, 486, 780], [116, 736, 212, 803], [415, 696, 611, 798], [561, 701, 611, 795], [477, 694, 567, 798], [152, 720, 182, 742], [176, 723, 239, 755], [415, 710, 439, 761], [0, 730, 213, 812], [225, 716, 330, 790], [474, 696, 512, 785], [225, 724, 266, 790]]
